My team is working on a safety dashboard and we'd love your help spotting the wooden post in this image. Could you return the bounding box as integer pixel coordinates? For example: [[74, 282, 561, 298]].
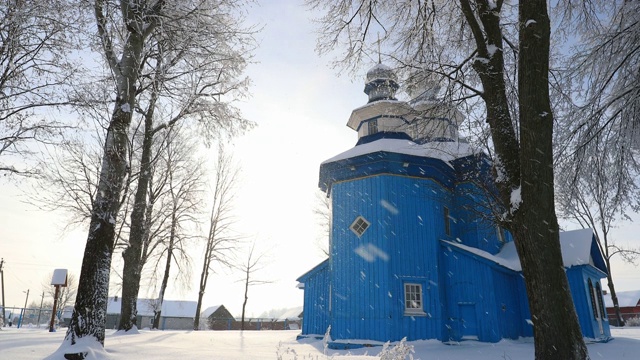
[[49, 285, 60, 332], [49, 268, 68, 332]]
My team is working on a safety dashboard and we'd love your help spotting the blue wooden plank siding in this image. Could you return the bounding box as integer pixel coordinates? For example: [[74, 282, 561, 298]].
[[330, 174, 450, 342], [453, 181, 505, 254], [298, 62, 612, 348], [566, 266, 611, 339], [297, 260, 330, 336]]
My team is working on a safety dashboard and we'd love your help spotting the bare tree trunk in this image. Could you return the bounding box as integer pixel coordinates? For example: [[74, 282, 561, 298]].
[[511, 1, 587, 358], [241, 270, 249, 331], [65, 100, 135, 348], [62, 1, 157, 353], [605, 260, 625, 326], [153, 214, 177, 330], [193, 266, 209, 331], [119, 83, 158, 332]]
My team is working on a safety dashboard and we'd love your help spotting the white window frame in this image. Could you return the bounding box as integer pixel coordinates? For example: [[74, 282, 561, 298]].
[[404, 283, 426, 315], [350, 216, 370, 237]]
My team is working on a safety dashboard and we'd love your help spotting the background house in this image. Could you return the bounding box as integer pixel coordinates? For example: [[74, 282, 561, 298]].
[[604, 290, 640, 326], [201, 305, 235, 330], [104, 297, 198, 330]]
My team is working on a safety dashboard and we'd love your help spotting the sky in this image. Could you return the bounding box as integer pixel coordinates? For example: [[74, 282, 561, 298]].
[[1, 0, 640, 320], [0, 1, 362, 319]]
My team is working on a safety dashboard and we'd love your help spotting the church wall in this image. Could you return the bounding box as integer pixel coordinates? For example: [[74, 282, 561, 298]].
[[453, 182, 499, 253], [492, 269, 525, 339], [300, 264, 330, 336], [566, 266, 611, 340], [329, 174, 450, 342], [441, 244, 528, 342]]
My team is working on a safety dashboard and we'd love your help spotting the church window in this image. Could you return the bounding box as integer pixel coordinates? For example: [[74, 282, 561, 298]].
[[596, 283, 606, 319], [588, 279, 598, 319], [404, 283, 424, 314], [350, 216, 370, 237], [368, 119, 378, 135], [444, 207, 451, 236]]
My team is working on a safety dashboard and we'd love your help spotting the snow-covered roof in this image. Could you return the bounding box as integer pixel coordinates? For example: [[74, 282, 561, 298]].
[[443, 240, 521, 271], [277, 306, 303, 321], [51, 269, 68, 286], [322, 138, 476, 167], [604, 290, 640, 308], [162, 300, 197, 318], [557, 228, 597, 268], [201, 305, 222, 318], [107, 297, 156, 316], [106, 297, 197, 318], [444, 228, 600, 272]]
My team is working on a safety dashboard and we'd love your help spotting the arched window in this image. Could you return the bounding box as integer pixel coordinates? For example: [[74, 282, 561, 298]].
[[596, 283, 606, 319], [588, 279, 598, 319]]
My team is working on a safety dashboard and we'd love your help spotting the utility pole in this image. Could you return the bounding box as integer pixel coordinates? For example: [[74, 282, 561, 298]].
[[0, 258, 5, 326], [18, 289, 29, 328], [37, 291, 44, 327]]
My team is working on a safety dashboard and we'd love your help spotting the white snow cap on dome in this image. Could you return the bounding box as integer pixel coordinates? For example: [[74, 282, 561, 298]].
[[366, 63, 397, 83]]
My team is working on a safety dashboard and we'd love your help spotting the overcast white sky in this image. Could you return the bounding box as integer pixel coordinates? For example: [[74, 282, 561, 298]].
[[1, 1, 639, 320]]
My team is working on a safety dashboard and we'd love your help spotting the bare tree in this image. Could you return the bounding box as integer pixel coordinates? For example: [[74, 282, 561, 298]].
[[551, 0, 640, 328], [64, 0, 167, 352], [313, 190, 331, 256], [62, 0, 255, 352], [149, 127, 205, 330], [236, 241, 272, 330], [307, 1, 588, 358], [0, 0, 81, 176], [193, 144, 241, 331], [117, 0, 255, 332], [556, 133, 640, 327]]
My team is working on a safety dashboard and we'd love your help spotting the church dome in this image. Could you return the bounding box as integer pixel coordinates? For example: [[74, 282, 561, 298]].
[[366, 63, 398, 83], [364, 63, 399, 103]]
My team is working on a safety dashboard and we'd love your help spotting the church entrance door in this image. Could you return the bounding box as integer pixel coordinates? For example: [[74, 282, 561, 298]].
[[458, 303, 478, 339]]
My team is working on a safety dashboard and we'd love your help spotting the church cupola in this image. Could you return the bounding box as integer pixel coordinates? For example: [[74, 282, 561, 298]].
[[364, 63, 399, 103]]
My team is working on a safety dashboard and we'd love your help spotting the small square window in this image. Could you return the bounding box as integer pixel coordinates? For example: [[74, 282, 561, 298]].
[[368, 119, 378, 135], [350, 216, 370, 237], [404, 283, 424, 314]]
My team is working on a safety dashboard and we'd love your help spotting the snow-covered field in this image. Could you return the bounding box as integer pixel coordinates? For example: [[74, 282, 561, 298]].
[[1, 327, 640, 359]]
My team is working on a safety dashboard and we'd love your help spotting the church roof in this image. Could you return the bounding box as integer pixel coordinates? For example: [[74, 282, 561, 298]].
[[443, 228, 607, 274], [366, 63, 397, 83], [322, 138, 476, 167]]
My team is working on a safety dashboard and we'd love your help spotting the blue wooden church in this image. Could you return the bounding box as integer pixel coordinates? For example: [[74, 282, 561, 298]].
[[297, 64, 611, 348]]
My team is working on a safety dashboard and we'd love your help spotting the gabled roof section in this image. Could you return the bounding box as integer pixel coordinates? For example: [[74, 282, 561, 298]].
[[321, 138, 475, 166], [443, 228, 608, 275], [162, 300, 197, 318], [277, 306, 304, 321], [106, 297, 198, 318], [296, 258, 329, 287], [604, 290, 640, 308]]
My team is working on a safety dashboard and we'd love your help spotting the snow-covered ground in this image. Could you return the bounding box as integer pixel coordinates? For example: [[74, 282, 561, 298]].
[[1, 327, 640, 359]]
